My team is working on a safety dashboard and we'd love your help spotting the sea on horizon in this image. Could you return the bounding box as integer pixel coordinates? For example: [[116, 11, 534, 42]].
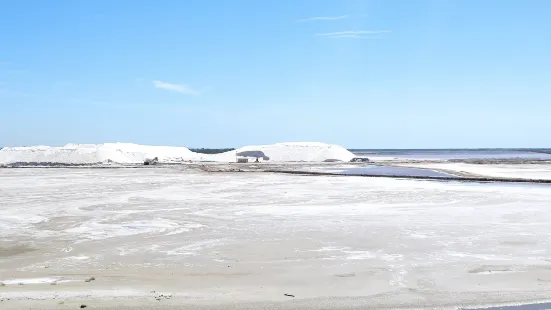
[[349, 148, 551, 160]]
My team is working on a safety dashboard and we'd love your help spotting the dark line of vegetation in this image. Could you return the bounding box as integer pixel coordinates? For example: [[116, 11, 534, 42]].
[[525, 149, 551, 154]]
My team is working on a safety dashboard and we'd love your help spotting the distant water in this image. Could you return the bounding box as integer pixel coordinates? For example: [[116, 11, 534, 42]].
[[349, 148, 551, 160], [324, 166, 456, 178], [461, 302, 551, 310]]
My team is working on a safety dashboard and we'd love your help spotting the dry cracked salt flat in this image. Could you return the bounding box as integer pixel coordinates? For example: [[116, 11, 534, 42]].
[[1, 167, 551, 310]]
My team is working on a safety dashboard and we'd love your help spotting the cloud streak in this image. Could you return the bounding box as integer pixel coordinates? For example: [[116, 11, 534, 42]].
[[316, 30, 391, 39], [297, 15, 348, 22], [153, 80, 199, 95]]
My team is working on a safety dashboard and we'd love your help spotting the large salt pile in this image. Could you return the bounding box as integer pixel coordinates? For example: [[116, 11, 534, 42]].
[[0, 143, 199, 165], [0, 142, 355, 165]]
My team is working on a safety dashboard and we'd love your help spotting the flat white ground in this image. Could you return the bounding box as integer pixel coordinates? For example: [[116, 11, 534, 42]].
[[1, 168, 551, 309]]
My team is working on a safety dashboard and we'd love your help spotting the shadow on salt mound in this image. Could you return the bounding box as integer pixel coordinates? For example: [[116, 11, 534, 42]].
[[236, 150, 270, 161], [234, 142, 355, 162]]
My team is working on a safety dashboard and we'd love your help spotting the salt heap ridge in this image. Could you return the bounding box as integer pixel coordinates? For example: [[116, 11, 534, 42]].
[[0, 142, 355, 165]]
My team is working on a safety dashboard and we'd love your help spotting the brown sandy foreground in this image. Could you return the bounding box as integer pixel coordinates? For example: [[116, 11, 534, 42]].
[[1, 167, 551, 309]]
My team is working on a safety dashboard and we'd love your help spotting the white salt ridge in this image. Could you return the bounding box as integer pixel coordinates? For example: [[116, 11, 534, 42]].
[[65, 218, 187, 241], [1, 277, 73, 285], [0, 142, 355, 165]]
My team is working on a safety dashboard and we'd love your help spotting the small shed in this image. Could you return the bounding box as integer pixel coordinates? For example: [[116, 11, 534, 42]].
[[143, 157, 159, 165]]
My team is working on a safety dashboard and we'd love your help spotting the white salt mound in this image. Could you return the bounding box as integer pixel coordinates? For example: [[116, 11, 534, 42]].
[[0, 143, 197, 165], [0, 142, 355, 165]]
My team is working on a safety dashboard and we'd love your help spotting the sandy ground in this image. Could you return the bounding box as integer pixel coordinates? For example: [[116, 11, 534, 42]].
[[2, 167, 551, 309]]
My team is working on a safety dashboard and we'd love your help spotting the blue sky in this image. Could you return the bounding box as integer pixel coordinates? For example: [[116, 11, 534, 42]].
[[1, 0, 550, 148]]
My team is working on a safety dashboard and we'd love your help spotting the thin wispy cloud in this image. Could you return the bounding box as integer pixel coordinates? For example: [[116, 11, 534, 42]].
[[153, 80, 199, 95], [316, 30, 391, 39], [297, 15, 348, 22]]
